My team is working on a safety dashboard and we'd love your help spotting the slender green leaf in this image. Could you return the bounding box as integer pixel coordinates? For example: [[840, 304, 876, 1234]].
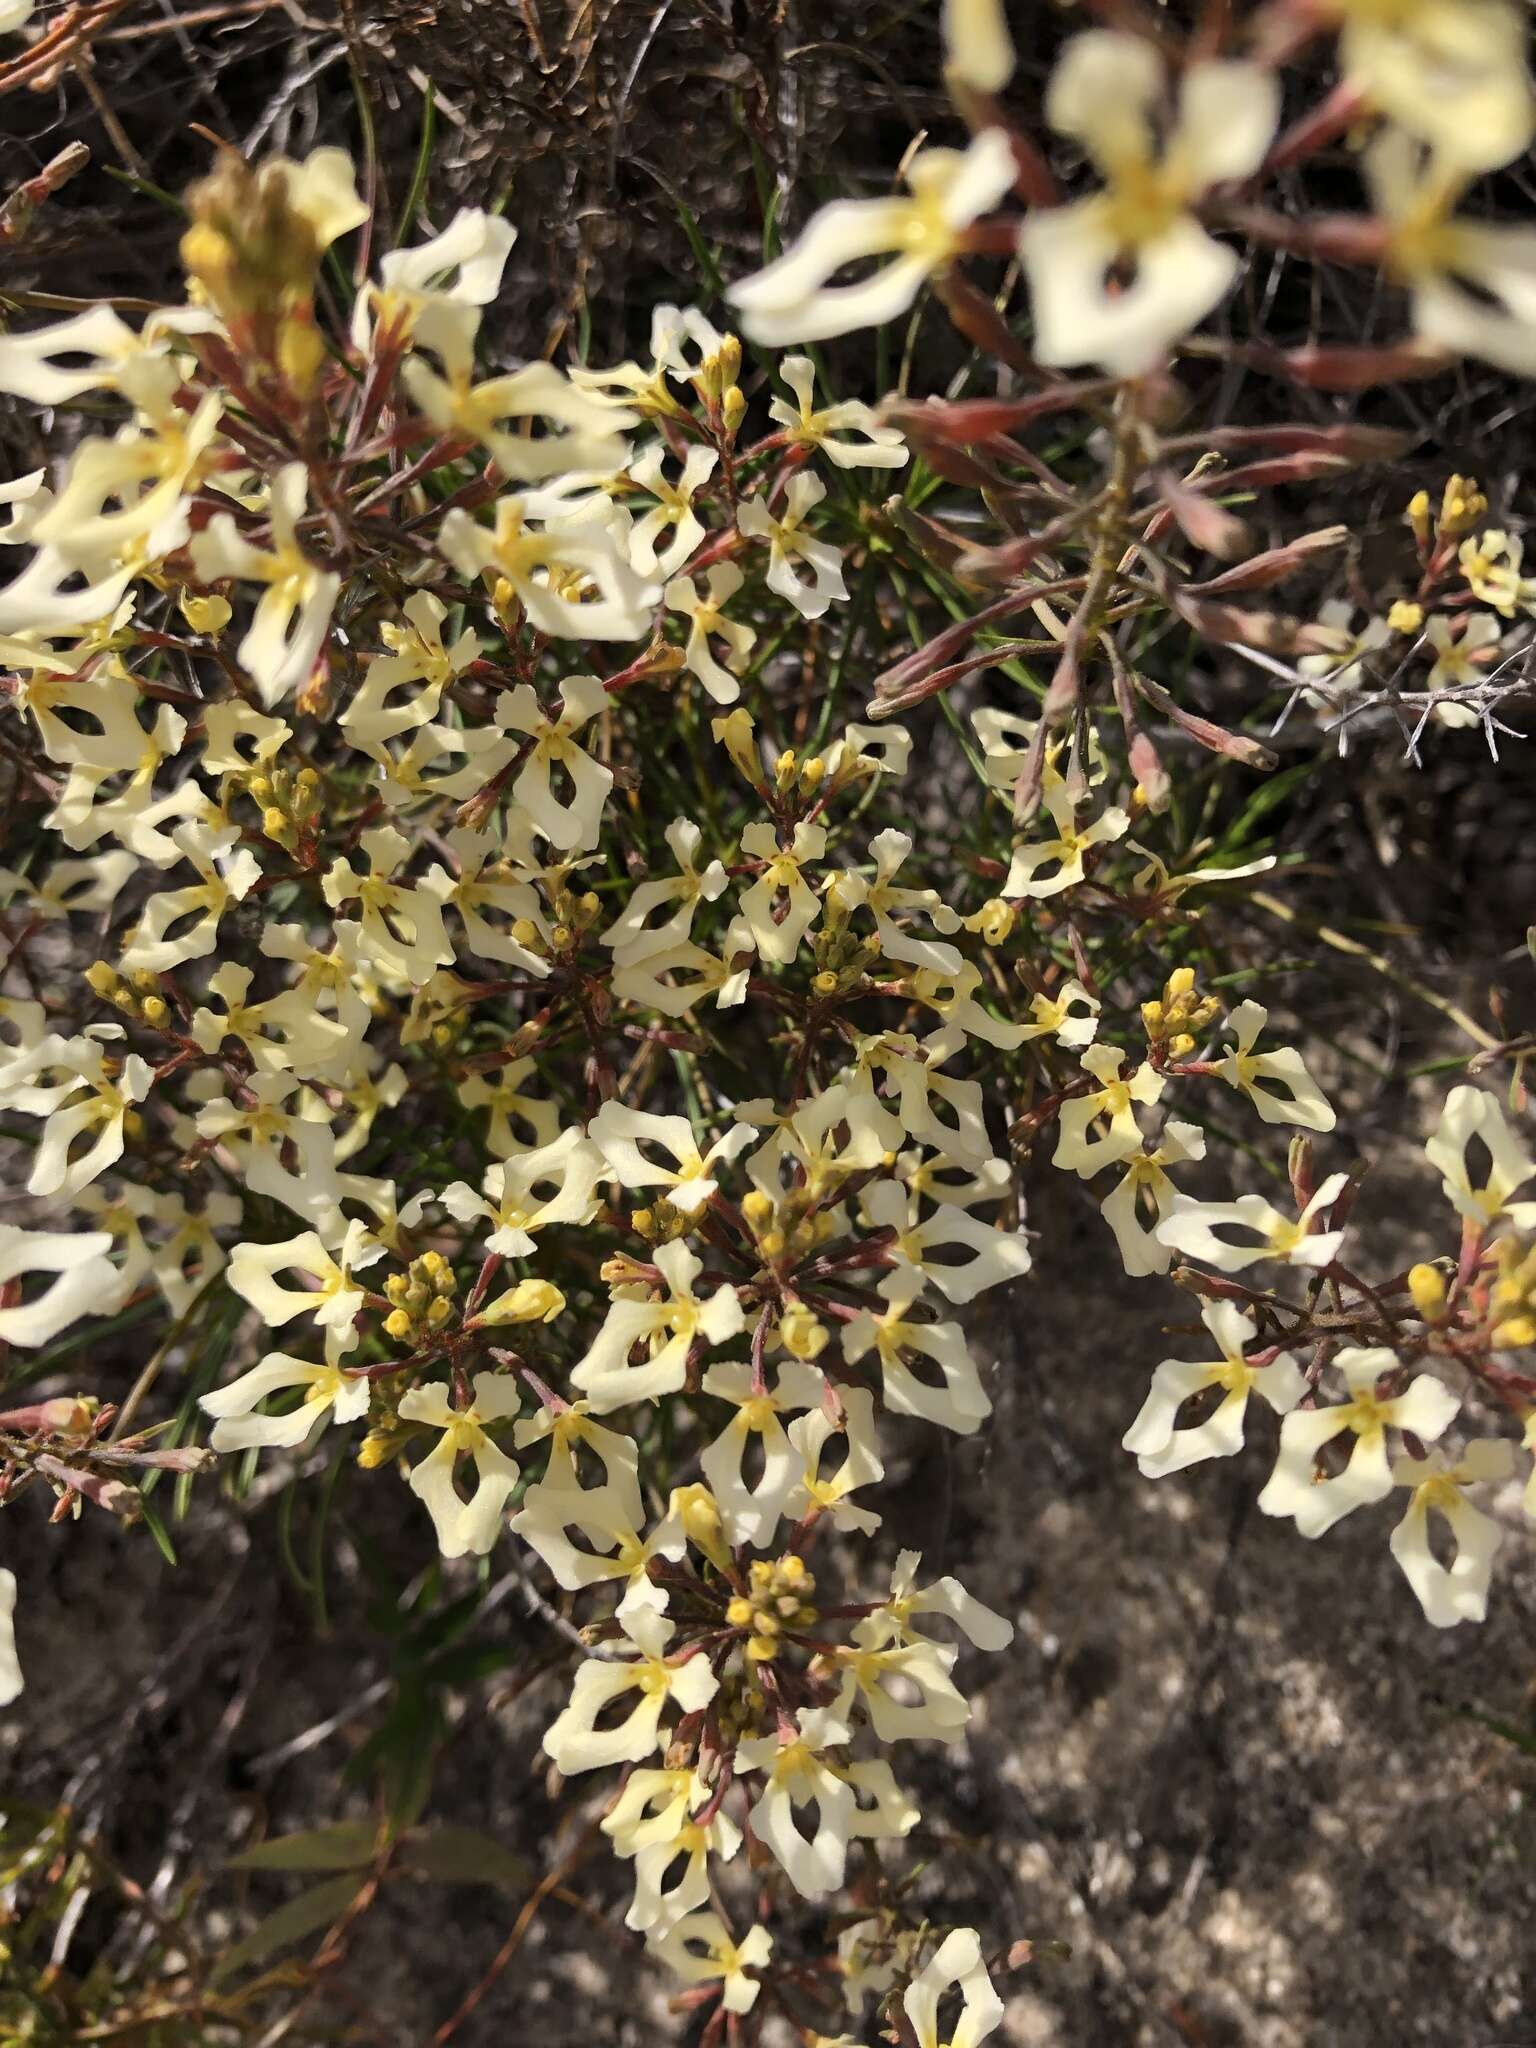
[[209, 1874, 359, 1985], [394, 81, 437, 249], [403, 1825, 531, 1889], [228, 1823, 378, 1874]]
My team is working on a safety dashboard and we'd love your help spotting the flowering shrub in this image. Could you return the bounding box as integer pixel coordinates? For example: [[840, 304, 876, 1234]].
[[3, 0, 1536, 2035]]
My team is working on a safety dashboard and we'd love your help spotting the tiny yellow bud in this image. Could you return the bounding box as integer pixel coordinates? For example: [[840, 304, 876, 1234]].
[[179, 591, 232, 635], [1387, 599, 1424, 635], [384, 1308, 413, 1340], [1408, 1262, 1447, 1323], [140, 996, 169, 1027], [84, 960, 121, 1000]]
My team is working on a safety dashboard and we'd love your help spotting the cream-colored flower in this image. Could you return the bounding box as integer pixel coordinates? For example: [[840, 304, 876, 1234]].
[[439, 496, 659, 642], [698, 1358, 827, 1544], [648, 1911, 771, 2016], [588, 1100, 752, 1214], [783, 1386, 885, 1536], [1215, 1000, 1336, 1133], [358, 207, 517, 375], [1099, 1117, 1206, 1276], [1019, 32, 1278, 374], [571, 1238, 744, 1411], [1370, 132, 1536, 376], [1425, 1086, 1536, 1231], [322, 823, 456, 984], [200, 1328, 367, 1452], [624, 442, 716, 577], [728, 130, 1016, 344], [1003, 781, 1129, 899], [1124, 1302, 1305, 1478], [737, 819, 827, 962], [903, 1928, 1004, 2048], [601, 1764, 741, 1933], [441, 1128, 604, 1258], [191, 463, 340, 708], [1258, 1348, 1458, 1538], [1458, 530, 1536, 619], [843, 1275, 992, 1434], [341, 591, 480, 757], [119, 820, 261, 974], [1157, 1171, 1350, 1274], [664, 562, 756, 703], [228, 1219, 385, 1335], [398, 1371, 522, 1557], [1423, 612, 1501, 726], [735, 1705, 866, 1898], [403, 354, 632, 482], [862, 1181, 1030, 1305], [1329, 0, 1534, 174], [497, 675, 614, 850], [542, 1605, 719, 1774], [0, 1223, 119, 1348], [737, 473, 848, 621], [1053, 1044, 1165, 1179], [770, 356, 908, 470], [1389, 1439, 1515, 1627], [22, 1040, 154, 1200]]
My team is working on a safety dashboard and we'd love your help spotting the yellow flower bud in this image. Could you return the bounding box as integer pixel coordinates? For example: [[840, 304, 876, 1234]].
[[179, 591, 232, 635], [1387, 599, 1424, 635], [779, 1304, 828, 1360], [277, 310, 325, 395], [1439, 473, 1487, 537], [384, 1309, 413, 1340], [1408, 1262, 1447, 1324], [669, 1482, 733, 1573]]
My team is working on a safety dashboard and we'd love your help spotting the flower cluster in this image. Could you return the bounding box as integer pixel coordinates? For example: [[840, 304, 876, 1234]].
[[4, 0, 1536, 2031]]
